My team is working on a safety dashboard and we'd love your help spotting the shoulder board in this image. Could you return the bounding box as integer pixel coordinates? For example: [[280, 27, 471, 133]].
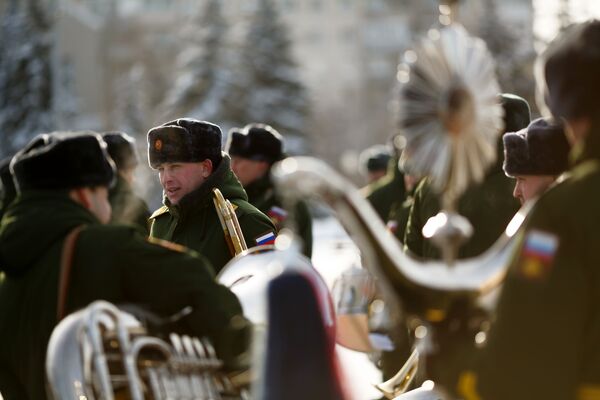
[[146, 236, 187, 253], [149, 206, 169, 219]]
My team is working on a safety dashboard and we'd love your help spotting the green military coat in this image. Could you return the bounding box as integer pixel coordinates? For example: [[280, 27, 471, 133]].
[[401, 162, 519, 393], [149, 155, 276, 274], [386, 189, 415, 244], [0, 191, 250, 400], [469, 131, 600, 400], [404, 167, 519, 260], [244, 174, 312, 258], [108, 174, 150, 233], [364, 158, 406, 222]]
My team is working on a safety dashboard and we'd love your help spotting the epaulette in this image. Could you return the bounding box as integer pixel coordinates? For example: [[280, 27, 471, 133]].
[[149, 205, 169, 219]]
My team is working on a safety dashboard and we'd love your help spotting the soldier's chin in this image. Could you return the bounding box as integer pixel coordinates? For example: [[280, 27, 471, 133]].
[[167, 192, 181, 205]]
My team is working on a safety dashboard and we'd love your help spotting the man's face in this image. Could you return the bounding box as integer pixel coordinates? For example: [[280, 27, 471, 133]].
[[230, 156, 269, 186], [513, 175, 556, 205], [158, 161, 211, 205]]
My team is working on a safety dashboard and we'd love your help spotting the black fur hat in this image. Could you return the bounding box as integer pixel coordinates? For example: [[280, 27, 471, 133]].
[[102, 131, 138, 170], [542, 20, 600, 119], [503, 118, 570, 177], [225, 127, 245, 157], [11, 131, 116, 192], [147, 118, 223, 169], [501, 93, 531, 134], [359, 145, 392, 173], [225, 123, 284, 164]]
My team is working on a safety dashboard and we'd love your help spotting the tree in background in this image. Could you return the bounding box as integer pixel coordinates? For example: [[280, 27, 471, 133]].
[[161, 0, 235, 126], [0, 0, 54, 157], [54, 56, 80, 130], [227, 0, 310, 153], [478, 0, 535, 112], [116, 64, 148, 138]]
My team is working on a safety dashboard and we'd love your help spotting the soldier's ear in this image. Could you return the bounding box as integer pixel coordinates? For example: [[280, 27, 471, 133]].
[[69, 187, 92, 210], [201, 159, 213, 178]]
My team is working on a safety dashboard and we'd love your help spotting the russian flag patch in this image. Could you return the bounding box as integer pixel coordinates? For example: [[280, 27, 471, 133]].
[[267, 206, 288, 225], [255, 231, 276, 246], [518, 230, 559, 280]]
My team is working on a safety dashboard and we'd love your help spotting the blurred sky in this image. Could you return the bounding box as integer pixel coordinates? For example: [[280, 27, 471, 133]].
[[534, 0, 600, 45]]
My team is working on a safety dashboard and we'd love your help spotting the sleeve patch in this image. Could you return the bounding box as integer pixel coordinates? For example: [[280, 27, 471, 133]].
[[255, 231, 276, 246], [517, 229, 559, 280], [267, 206, 288, 225]]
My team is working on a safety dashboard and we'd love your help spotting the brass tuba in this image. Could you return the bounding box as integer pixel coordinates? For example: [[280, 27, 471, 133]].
[[213, 188, 248, 256], [269, 20, 534, 399], [46, 300, 242, 400]]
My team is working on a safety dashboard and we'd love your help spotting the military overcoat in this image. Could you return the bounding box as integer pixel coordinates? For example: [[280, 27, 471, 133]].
[[0, 191, 249, 399], [364, 158, 406, 222]]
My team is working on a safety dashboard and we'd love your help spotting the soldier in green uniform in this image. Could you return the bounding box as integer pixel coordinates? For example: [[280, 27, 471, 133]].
[[395, 94, 529, 392], [102, 131, 150, 233], [459, 20, 600, 400], [363, 136, 407, 222], [225, 123, 313, 258], [385, 173, 418, 243], [147, 118, 276, 274], [403, 93, 530, 260], [502, 117, 571, 204], [0, 132, 250, 399]]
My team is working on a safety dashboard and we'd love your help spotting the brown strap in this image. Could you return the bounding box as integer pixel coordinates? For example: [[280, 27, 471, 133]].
[[56, 225, 85, 322]]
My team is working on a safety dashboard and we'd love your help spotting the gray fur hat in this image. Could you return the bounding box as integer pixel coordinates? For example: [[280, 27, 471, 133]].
[[503, 118, 570, 177], [147, 118, 223, 169]]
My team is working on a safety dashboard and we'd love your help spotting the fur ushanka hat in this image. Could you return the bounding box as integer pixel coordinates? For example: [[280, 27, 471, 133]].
[[503, 118, 570, 177]]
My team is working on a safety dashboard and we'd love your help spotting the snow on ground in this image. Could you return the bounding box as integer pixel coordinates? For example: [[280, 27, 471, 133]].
[[311, 216, 383, 400]]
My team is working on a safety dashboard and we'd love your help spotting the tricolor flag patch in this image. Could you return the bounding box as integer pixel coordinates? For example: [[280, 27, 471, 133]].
[[267, 206, 288, 226], [255, 231, 276, 246], [518, 229, 559, 280]]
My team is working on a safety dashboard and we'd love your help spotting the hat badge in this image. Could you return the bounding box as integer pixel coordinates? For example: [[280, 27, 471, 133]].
[[154, 139, 163, 151]]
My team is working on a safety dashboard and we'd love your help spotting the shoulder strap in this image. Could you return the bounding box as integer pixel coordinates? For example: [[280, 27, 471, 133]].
[[56, 225, 85, 322]]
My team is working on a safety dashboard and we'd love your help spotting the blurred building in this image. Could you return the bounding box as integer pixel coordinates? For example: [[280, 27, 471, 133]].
[[53, 0, 533, 177]]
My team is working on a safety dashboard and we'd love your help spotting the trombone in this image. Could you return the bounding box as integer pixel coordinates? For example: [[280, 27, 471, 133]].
[[213, 188, 248, 257]]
